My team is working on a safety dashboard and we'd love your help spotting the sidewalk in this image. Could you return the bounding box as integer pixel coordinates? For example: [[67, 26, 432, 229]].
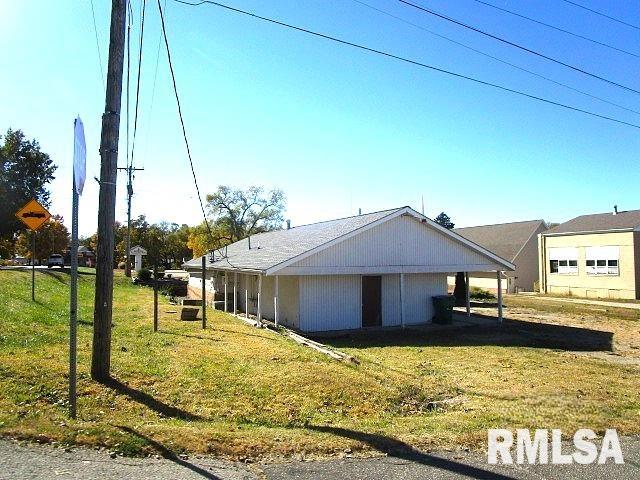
[[1, 437, 638, 480]]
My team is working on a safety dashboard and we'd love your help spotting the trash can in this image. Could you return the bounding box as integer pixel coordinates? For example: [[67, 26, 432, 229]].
[[432, 294, 455, 324]]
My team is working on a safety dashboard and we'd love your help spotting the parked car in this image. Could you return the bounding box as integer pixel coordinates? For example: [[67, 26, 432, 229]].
[[47, 254, 64, 268]]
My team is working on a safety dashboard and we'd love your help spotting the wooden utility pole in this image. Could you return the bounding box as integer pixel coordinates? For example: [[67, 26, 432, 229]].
[[91, 0, 127, 382]]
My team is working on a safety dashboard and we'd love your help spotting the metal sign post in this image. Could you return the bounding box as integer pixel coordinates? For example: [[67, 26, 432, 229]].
[[31, 232, 35, 301], [153, 264, 159, 332], [69, 116, 86, 419]]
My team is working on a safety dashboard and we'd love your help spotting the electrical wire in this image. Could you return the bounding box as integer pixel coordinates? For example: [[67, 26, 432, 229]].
[[171, 0, 640, 130], [470, 0, 638, 57], [399, 0, 640, 95], [130, 0, 147, 167], [142, 0, 167, 167], [125, 1, 132, 170], [352, 0, 640, 116], [89, 0, 106, 89], [156, 0, 226, 257], [559, 0, 640, 31]]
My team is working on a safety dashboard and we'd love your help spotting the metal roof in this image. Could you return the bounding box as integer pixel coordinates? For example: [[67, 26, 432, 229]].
[[454, 220, 546, 262], [183, 206, 516, 274], [183, 208, 400, 272], [545, 209, 640, 235]]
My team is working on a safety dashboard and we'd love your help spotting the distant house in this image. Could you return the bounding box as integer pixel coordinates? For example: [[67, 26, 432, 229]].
[[538, 208, 640, 300], [448, 220, 547, 294], [63, 246, 96, 267], [183, 206, 514, 333]]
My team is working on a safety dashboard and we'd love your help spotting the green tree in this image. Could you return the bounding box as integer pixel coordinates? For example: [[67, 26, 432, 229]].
[[0, 129, 57, 241], [433, 212, 466, 305], [14, 215, 69, 261], [205, 185, 286, 246], [434, 212, 455, 229]]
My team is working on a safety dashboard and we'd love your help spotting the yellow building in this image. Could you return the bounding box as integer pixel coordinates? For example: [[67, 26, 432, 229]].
[[538, 209, 640, 300]]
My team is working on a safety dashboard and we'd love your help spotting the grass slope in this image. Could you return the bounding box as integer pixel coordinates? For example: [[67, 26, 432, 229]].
[[0, 269, 638, 459]]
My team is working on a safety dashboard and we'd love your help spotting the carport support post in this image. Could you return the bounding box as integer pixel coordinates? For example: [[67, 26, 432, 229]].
[[224, 272, 228, 313], [497, 270, 503, 323], [233, 272, 238, 314], [400, 273, 405, 328], [201, 256, 206, 329], [465, 272, 470, 317], [274, 275, 279, 327], [257, 275, 262, 322]]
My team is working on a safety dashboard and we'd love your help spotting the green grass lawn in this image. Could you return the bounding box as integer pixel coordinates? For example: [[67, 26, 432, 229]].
[[0, 269, 638, 460]]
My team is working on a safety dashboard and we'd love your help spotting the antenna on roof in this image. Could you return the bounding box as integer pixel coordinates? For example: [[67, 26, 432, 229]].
[[421, 194, 425, 215], [614, 205, 618, 215]]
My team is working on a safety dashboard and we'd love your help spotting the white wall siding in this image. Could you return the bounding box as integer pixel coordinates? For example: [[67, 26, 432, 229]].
[[299, 275, 361, 332], [404, 273, 447, 325], [278, 275, 300, 328], [286, 215, 494, 272], [382, 274, 401, 327]]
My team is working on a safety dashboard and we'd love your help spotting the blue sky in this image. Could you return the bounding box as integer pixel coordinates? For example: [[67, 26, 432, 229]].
[[1, 0, 639, 236]]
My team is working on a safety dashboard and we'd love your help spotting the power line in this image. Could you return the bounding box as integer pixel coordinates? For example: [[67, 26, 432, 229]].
[[125, 1, 132, 169], [88, 0, 105, 88], [352, 0, 640, 116], [470, 0, 639, 57], [156, 0, 220, 249], [559, 0, 640, 31], [171, 0, 640, 130], [399, 0, 640, 95], [142, 0, 167, 165], [130, 0, 147, 166]]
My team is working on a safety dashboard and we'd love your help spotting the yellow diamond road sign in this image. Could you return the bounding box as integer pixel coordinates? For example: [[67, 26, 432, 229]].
[[15, 199, 51, 231]]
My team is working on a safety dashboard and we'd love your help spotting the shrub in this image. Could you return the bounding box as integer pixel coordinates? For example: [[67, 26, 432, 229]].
[[137, 268, 152, 282], [470, 287, 495, 300]]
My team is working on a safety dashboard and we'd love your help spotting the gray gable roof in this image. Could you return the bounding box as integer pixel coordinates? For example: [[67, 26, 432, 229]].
[[183, 208, 401, 272], [545, 209, 640, 235], [454, 220, 546, 262]]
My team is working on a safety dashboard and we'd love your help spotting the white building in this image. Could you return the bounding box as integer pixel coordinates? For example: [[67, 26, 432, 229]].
[[184, 207, 514, 333]]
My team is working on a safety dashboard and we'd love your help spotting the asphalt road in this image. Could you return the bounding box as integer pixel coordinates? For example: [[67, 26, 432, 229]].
[[1, 438, 638, 480]]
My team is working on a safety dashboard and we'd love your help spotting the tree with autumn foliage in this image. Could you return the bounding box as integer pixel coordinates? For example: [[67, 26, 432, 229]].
[[15, 215, 69, 262]]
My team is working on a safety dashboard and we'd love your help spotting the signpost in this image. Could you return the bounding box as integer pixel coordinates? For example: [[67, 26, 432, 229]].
[[69, 116, 86, 419], [15, 198, 52, 301]]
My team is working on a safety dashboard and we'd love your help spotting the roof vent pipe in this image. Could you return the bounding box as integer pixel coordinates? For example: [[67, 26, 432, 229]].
[[248, 235, 251, 249], [286, 220, 291, 230], [614, 205, 618, 215], [358, 208, 362, 216]]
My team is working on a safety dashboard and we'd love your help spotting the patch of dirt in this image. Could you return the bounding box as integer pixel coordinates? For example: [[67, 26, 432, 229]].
[[474, 301, 640, 366]]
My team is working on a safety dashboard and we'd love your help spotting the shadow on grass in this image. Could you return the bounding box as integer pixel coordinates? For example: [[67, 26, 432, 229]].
[[116, 426, 222, 479], [307, 425, 515, 480], [322, 314, 613, 353], [102, 377, 204, 421]]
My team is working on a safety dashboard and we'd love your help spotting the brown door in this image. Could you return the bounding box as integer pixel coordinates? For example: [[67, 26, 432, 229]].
[[362, 276, 382, 327]]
